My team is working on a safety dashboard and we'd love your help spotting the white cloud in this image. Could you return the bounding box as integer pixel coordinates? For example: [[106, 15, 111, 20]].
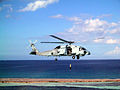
[[67, 16, 82, 22], [97, 14, 112, 19], [111, 22, 118, 27], [93, 39, 104, 43], [105, 46, 120, 55], [63, 18, 109, 41], [109, 29, 118, 34], [19, 0, 59, 12], [105, 22, 120, 34], [50, 14, 63, 18], [51, 15, 120, 44], [106, 39, 117, 44], [93, 37, 120, 44], [84, 19, 108, 32], [108, 28, 120, 34], [63, 18, 111, 35], [105, 39, 120, 44]]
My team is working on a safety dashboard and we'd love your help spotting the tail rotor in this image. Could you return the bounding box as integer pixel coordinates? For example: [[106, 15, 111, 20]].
[[27, 40, 38, 49], [27, 40, 38, 55]]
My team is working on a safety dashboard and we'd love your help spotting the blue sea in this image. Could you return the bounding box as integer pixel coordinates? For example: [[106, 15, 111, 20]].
[[0, 60, 120, 79]]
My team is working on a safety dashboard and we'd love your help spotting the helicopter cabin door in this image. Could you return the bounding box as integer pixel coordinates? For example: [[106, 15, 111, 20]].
[[66, 46, 72, 55]]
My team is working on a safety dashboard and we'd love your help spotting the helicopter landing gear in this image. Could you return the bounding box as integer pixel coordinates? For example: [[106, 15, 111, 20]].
[[72, 55, 75, 59], [55, 58, 57, 61], [76, 55, 80, 59]]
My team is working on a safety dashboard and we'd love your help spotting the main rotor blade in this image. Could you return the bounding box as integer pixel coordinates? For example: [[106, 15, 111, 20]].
[[40, 42, 65, 44], [50, 35, 74, 44]]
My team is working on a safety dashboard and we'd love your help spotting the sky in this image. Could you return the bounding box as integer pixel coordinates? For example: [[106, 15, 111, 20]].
[[0, 0, 120, 60]]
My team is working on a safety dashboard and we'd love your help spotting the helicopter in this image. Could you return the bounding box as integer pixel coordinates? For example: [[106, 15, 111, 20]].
[[29, 35, 90, 61]]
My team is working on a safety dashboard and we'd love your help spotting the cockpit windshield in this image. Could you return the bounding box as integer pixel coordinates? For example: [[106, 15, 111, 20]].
[[79, 47, 86, 51], [55, 46, 60, 49], [82, 47, 86, 50]]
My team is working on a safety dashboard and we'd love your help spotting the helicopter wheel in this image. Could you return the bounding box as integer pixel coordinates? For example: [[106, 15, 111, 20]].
[[72, 55, 75, 59], [76, 55, 79, 59], [55, 58, 57, 61]]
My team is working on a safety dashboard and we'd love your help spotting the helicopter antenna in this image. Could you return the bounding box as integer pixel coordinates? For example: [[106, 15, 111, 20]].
[[40, 35, 75, 45]]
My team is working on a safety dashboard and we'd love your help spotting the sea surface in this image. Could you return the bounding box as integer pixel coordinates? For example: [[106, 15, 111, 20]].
[[0, 60, 120, 79]]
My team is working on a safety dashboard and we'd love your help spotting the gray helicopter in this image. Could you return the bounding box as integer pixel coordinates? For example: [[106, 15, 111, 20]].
[[29, 35, 90, 61]]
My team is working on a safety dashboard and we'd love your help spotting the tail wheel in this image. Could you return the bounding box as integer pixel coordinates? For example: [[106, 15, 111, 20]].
[[72, 55, 75, 59], [76, 55, 79, 59]]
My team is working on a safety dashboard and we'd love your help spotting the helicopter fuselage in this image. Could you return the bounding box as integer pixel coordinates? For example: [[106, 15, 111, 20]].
[[29, 35, 90, 60], [30, 44, 90, 59]]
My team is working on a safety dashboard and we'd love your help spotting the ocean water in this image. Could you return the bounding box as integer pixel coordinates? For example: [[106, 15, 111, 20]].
[[0, 60, 120, 79]]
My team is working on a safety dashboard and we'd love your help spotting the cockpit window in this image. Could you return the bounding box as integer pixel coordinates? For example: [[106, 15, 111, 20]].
[[82, 47, 86, 50], [79, 48, 82, 51], [79, 47, 86, 51], [55, 46, 60, 49]]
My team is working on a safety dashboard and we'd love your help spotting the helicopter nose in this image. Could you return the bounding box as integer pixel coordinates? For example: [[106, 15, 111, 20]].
[[85, 51, 90, 55], [87, 51, 91, 55]]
